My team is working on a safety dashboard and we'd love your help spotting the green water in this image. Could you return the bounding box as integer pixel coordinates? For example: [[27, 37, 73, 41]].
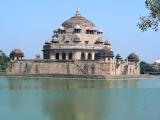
[[0, 76, 160, 120]]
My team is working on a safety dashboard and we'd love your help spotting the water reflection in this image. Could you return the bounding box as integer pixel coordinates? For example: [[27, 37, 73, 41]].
[[4, 78, 138, 120], [7, 77, 138, 90], [1, 77, 160, 120], [42, 92, 107, 120]]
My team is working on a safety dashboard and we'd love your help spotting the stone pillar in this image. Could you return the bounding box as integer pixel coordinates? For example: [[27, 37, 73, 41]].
[[50, 53, 55, 60], [92, 52, 95, 60], [72, 53, 75, 60], [85, 52, 88, 60], [66, 53, 69, 60], [105, 57, 108, 62], [73, 52, 77, 60], [59, 53, 62, 60]]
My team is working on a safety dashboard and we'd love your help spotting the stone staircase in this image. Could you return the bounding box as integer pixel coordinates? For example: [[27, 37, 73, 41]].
[[74, 61, 87, 75], [122, 65, 128, 75]]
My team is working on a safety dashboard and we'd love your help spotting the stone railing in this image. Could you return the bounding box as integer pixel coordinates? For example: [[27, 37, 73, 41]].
[[50, 44, 106, 50]]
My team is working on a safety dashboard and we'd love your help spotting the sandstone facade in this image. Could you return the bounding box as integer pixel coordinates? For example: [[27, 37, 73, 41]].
[[7, 10, 140, 77], [6, 60, 140, 76]]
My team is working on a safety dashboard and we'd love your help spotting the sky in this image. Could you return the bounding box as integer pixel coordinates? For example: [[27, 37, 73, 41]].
[[0, 0, 159, 63]]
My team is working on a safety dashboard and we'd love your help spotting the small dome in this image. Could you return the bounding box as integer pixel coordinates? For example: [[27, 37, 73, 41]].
[[45, 40, 50, 44], [62, 10, 95, 29], [51, 37, 59, 43], [116, 54, 122, 60], [104, 41, 111, 45], [53, 29, 58, 32], [95, 38, 104, 44], [97, 29, 103, 33], [73, 35, 81, 43], [91, 27, 97, 31], [127, 53, 139, 62], [64, 40, 70, 43], [99, 47, 114, 58], [35, 54, 41, 60], [75, 25, 81, 29], [53, 36, 58, 40], [10, 49, 24, 58], [58, 26, 65, 30]]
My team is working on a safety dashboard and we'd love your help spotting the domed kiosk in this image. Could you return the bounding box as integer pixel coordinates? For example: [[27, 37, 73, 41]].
[[7, 10, 140, 77], [127, 53, 139, 63], [10, 49, 24, 61]]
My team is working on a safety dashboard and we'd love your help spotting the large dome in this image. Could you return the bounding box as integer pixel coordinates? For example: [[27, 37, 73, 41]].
[[62, 9, 95, 29]]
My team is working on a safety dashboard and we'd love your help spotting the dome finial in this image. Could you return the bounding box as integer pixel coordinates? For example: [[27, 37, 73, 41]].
[[75, 8, 81, 16]]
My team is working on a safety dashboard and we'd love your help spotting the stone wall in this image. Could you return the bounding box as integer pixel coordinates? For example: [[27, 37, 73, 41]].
[[6, 60, 140, 76]]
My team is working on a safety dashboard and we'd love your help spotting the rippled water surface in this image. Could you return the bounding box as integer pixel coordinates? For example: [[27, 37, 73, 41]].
[[0, 76, 160, 120]]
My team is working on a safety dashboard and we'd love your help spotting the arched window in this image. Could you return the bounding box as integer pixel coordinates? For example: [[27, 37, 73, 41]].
[[55, 53, 59, 60], [95, 53, 100, 60], [62, 53, 66, 60], [68, 53, 72, 60], [81, 52, 85, 60], [85, 41, 89, 44], [74, 29, 81, 33], [86, 30, 90, 34], [88, 53, 92, 60]]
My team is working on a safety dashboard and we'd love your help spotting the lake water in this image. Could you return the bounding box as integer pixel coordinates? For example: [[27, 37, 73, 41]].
[[0, 76, 160, 120]]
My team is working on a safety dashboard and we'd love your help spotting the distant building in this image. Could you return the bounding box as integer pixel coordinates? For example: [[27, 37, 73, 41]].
[[6, 10, 140, 77], [155, 58, 160, 65], [153, 58, 160, 70]]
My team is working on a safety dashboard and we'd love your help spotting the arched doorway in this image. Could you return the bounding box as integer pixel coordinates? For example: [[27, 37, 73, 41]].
[[81, 52, 85, 60], [88, 53, 92, 60], [68, 53, 72, 60], [62, 53, 66, 60], [55, 53, 59, 60]]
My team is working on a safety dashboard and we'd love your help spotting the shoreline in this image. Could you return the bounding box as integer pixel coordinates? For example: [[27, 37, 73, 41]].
[[1, 73, 154, 80]]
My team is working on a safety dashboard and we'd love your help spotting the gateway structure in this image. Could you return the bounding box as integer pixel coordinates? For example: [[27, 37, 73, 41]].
[[7, 10, 140, 77]]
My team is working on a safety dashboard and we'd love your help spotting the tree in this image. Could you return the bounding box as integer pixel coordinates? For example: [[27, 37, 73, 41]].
[[138, 0, 160, 31], [140, 61, 158, 74], [0, 50, 9, 71]]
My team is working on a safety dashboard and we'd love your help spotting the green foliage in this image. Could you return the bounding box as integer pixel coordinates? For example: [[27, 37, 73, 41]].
[[0, 50, 9, 71], [140, 61, 158, 74], [138, 0, 160, 31]]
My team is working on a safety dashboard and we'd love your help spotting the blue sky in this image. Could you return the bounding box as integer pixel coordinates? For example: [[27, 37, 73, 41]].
[[0, 0, 159, 63]]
